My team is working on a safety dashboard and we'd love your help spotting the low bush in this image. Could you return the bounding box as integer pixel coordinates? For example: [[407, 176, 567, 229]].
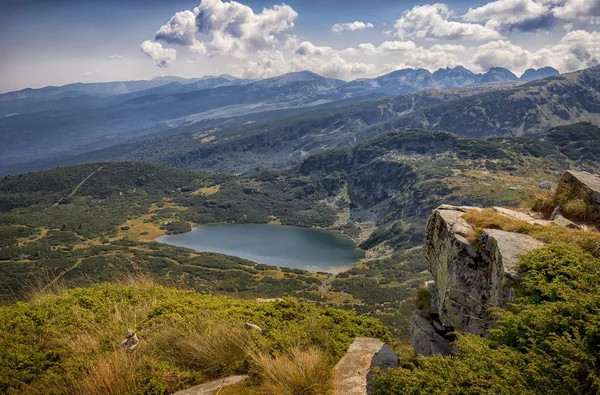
[[375, 243, 600, 394], [0, 280, 392, 394]]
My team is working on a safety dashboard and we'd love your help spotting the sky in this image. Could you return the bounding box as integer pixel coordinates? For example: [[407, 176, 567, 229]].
[[0, 0, 599, 92]]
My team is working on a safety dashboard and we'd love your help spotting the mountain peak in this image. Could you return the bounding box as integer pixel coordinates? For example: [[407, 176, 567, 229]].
[[520, 67, 560, 82], [481, 67, 519, 83]]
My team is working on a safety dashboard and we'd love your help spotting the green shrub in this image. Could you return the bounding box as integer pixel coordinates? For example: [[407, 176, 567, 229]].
[[0, 281, 392, 394], [375, 244, 600, 394]]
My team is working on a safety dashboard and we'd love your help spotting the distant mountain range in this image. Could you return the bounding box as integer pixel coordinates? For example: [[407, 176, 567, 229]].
[[52, 66, 597, 175], [0, 64, 582, 176]]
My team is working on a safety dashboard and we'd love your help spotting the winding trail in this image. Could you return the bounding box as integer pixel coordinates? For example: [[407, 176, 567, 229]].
[[42, 258, 83, 292], [54, 165, 104, 206], [318, 273, 338, 292]]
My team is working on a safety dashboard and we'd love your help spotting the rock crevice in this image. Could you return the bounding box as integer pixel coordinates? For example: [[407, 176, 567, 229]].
[[412, 205, 546, 355]]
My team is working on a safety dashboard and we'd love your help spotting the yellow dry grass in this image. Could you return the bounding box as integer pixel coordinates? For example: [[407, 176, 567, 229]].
[[463, 209, 600, 258], [15, 226, 49, 246], [192, 185, 222, 196], [250, 347, 333, 395], [201, 135, 216, 143]]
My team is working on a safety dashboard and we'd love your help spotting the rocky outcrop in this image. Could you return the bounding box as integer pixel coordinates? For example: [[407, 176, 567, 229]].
[[410, 312, 455, 356], [332, 337, 399, 395], [414, 205, 546, 354], [555, 170, 600, 222], [171, 375, 248, 395]]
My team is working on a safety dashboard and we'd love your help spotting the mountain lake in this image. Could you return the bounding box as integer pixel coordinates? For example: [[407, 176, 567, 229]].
[[156, 224, 365, 272]]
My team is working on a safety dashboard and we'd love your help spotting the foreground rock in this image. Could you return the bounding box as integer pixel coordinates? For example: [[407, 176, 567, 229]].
[[171, 375, 248, 395], [415, 205, 546, 355], [411, 312, 455, 356], [555, 170, 600, 221], [332, 337, 399, 395]]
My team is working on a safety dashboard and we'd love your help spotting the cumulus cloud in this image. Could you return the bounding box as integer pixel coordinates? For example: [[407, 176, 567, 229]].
[[144, 0, 297, 67], [140, 40, 177, 68], [394, 3, 502, 40], [532, 30, 600, 71], [552, 0, 600, 22], [463, 0, 555, 33], [340, 40, 463, 71], [285, 36, 335, 56], [470, 30, 600, 73], [108, 54, 123, 60], [340, 40, 417, 56], [471, 40, 534, 71], [429, 43, 467, 52], [139, 0, 599, 78], [193, 0, 297, 57], [155, 10, 198, 46], [332, 21, 374, 33]]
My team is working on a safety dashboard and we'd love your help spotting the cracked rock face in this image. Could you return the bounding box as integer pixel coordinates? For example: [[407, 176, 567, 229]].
[[416, 205, 546, 353]]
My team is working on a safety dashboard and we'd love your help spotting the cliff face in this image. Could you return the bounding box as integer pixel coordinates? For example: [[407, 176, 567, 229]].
[[412, 205, 546, 355]]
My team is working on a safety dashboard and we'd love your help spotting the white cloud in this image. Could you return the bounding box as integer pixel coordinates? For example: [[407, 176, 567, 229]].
[[532, 30, 600, 71], [463, 0, 552, 32], [470, 29, 600, 73], [155, 10, 198, 46], [394, 3, 502, 40], [552, 0, 600, 22], [332, 21, 374, 33], [340, 40, 417, 56], [144, 0, 297, 67], [471, 40, 533, 72], [140, 40, 177, 68], [285, 36, 335, 56], [192, 0, 297, 58], [429, 43, 467, 52], [138, 0, 599, 78], [108, 55, 123, 60]]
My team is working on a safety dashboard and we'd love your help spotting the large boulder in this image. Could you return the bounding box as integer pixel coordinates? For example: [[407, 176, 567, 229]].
[[422, 205, 545, 341], [555, 170, 600, 222]]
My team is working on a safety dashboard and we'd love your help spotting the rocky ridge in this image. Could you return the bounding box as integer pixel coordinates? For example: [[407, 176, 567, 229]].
[[412, 170, 600, 356]]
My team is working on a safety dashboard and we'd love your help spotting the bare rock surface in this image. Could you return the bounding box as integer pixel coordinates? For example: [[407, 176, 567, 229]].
[[410, 312, 454, 356], [422, 205, 546, 346], [562, 171, 600, 205], [332, 337, 399, 395], [171, 375, 248, 395]]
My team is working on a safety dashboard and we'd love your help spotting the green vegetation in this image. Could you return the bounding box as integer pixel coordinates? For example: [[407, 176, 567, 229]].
[[375, 243, 600, 394], [0, 281, 391, 394], [0, 162, 338, 301], [331, 248, 429, 339]]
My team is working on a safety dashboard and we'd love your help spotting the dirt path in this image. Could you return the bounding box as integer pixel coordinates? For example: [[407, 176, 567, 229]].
[[54, 165, 104, 206], [42, 258, 83, 292], [318, 273, 337, 292]]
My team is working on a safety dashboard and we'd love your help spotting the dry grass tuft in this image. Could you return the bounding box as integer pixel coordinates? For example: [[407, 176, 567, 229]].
[[251, 347, 333, 395], [77, 351, 144, 395], [151, 320, 255, 378], [463, 209, 600, 258]]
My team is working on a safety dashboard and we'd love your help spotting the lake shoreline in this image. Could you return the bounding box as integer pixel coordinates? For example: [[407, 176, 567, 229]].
[[156, 223, 365, 274]]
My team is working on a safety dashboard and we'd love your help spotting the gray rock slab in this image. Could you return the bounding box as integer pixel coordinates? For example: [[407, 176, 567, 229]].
[[333, 337, 399, 395], [171, 375, 248, 395]]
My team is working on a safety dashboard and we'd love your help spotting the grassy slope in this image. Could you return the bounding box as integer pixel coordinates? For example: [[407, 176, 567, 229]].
[[1, 124, 598, 340], [0, 280, 392, 394], [0, 162, 337, 302]]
